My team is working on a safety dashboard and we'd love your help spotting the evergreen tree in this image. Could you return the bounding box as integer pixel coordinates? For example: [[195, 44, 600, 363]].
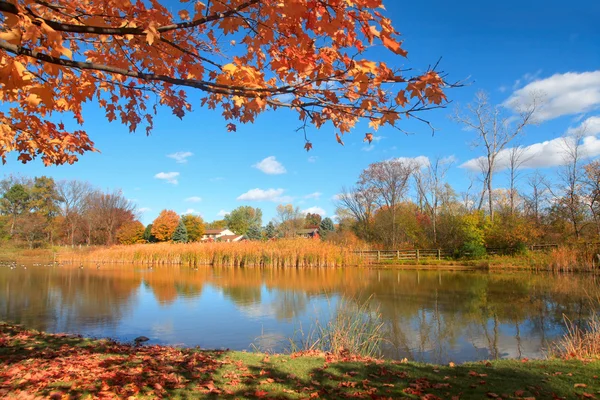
[[143, 224, 157, 243], [265, 221, 276, 239], [246, 225, 262, 241], [319, 217, 335, 238], [172, 220, 188, 243]]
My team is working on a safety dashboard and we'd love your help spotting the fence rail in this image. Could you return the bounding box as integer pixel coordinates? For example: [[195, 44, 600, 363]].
[[353, 244, 559, 262]]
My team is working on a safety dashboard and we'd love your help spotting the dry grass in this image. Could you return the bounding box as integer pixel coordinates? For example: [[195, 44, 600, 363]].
[[287, 296, 386, 358], [552, 288, 600, 360], [552, 315, 600, 360], [57, 239, 362, 268]]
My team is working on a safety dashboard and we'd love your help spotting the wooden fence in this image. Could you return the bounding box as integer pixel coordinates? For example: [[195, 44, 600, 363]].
[[354, 244, 559, 262]]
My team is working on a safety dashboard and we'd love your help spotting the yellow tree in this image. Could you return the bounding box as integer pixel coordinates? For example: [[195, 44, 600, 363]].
[[0, 0, 450, 165], [116, 220, 145, 245], [181, 214, 204, 242], [151, 209, 179, 242]]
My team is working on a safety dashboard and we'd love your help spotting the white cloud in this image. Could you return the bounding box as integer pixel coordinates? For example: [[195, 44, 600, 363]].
[[567, 116, 600, 136], [183, 208, 202, 216], [331, 193, 343, 201], [362, 145, 375, 152], [253, 156, 287, 175], [308, 156, 318, 163], [185, 196, 202, 203], [302, 206, 326, 217], [395, 155, 431, 169], [154, 172, 180, 185], [210, 177, 225, 182], [237, 188, 287, 202], [304, 192, 322, 199], [217, 210, 230, 217], [167, 151, 193, 164], [139, 207, 151, 213], [504, 70, 600, 122], [461, 135, 600, 171]]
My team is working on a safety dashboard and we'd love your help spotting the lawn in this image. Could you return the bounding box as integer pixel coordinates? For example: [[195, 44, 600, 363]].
[[1, 323, 599, 399]]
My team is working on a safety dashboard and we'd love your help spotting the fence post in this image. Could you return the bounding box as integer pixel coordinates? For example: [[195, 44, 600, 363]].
[[397, 250, 400, 260], [416, 249, 420, 262], [377, 250, 381, 262], [437, 249, 441, 260]]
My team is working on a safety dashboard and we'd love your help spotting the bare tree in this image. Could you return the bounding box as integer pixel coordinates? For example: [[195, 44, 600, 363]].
[[554, 129, 587, 239], [359, 160, 416, 247], [454, 91, 538, 221], [524, 171, 549, 225], [583, 160, 600, 238], [56, 180, 93, 246], [81, 189, 136, 245], [414, 156, 453, 244], [506, 145, 531, 215], [335, 185, 378, 241], [274, 204, 304, 238]]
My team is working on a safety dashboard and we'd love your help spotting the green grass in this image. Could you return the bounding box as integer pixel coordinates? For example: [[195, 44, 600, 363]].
[[1, 323, 599, 399]]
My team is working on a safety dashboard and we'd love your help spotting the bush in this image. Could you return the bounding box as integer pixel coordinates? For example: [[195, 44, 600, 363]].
[[458, 241, 487, 259]]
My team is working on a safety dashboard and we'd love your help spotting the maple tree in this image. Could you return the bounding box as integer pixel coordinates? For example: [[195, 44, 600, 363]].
[[151, 209, 179, 241], [0, 0, 450, 165], [116, 220, 145, 244]]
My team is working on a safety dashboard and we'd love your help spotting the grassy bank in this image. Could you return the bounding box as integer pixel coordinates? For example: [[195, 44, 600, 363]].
[[0, 323, 598, 399], [0, 245, 55, 263], [58, 240, 362, 268]]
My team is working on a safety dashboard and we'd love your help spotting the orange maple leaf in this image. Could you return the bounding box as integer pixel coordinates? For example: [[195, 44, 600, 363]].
[[335, 133, 344, 146]]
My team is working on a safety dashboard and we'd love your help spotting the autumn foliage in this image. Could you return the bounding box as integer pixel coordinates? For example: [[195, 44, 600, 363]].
[[151, 210, 179, 242], [116, 220, 145, 245], [0, 0, 449, 165]]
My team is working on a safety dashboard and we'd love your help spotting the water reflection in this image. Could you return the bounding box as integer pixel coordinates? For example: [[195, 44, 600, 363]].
[[0, 265, 596, 363]]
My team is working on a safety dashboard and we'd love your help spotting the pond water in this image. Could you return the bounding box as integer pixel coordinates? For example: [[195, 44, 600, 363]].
[[0, 264, 597, 363]]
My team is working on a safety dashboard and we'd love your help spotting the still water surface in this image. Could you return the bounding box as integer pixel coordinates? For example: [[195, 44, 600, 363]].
[[0, 264, 597, 363]]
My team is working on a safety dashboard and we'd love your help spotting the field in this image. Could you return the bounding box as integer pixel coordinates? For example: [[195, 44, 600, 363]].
[[58, 239, 362, 268]]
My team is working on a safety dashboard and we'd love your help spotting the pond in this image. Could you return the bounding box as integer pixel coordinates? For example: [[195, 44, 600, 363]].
[[0, 264, 597, 363]]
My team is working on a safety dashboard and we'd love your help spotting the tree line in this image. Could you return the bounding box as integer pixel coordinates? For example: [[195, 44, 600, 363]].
[[0, 177, 335, 248], [335, 154, 600, 254]]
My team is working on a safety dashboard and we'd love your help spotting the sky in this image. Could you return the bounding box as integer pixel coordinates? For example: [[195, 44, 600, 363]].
[[1, 0, 600, 225]]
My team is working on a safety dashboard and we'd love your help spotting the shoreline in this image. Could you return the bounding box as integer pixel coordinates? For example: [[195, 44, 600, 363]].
[[1, 322, 598, 399]]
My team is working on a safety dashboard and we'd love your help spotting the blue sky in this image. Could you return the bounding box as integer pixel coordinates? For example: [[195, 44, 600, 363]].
[[2, 0, 600, 225]]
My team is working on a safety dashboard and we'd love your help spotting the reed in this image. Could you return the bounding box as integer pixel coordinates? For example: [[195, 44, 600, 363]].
[[58, 239, 362, 268], [287, 296, 386, 358]]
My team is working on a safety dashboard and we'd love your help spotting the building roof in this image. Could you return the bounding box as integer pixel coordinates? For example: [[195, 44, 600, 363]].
[[204, 229, 227, 235], [218, 235, 243, 241], [297, 228, 318, 235]]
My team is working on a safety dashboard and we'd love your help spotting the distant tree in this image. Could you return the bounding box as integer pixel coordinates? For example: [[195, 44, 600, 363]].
[[319, 217, 335, 238], [453, 91, 538, 222], [275, 204, 304, 238], [304, 213, 322, 228], [83, 189, 136, 245], [1, 183, 30, 235], [152, 210, 180, 242], [29, 176, 61, 244], [246, 225, 262, 241], [181, 214, 205, 242], [116, 221, 145, 245], [265, 222, 276, 239], [359, 159, 417, 247], [16, 213, 46, 249], [225, 206, 262, 235], [172, 219, 188, 243], [143, 224, 158, 243], [205, 219, 227, 230], [56, 179, 93, 246]]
